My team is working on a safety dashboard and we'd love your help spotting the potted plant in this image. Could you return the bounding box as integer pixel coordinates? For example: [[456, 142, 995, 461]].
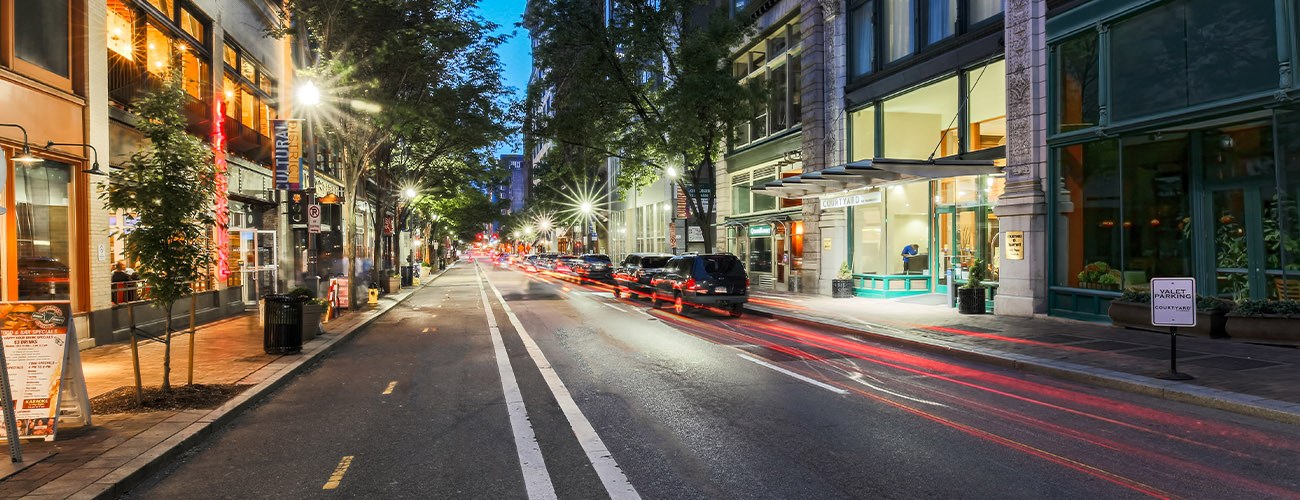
[[1107, 290, 1234, 338], [832, 262, 855, 298], [1077, 261, 1121, 291], [958, 259, 989, 314], [287, 287, 324, 341], [1225, 299, 1300, 345], [386, 270, 401, 294]]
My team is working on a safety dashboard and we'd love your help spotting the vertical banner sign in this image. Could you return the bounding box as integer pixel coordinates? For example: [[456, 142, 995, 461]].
[[272, 119, 303, 190], [0, 302, 91, 442], [308, 204, 322, 234], [213, 100, 231, 278], [384, 216, 395, 235]]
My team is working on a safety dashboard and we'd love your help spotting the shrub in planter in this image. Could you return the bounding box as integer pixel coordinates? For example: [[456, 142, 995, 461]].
[[1226, 299, 1300, 345], [832, 262, 855, 299], [958, 259, 989, 314], [1077, 261, 1121, 290], [1108, 290, 1234, 338]]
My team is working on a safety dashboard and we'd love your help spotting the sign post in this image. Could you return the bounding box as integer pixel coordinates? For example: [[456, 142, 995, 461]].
[[1150, 278, 1197, 380]]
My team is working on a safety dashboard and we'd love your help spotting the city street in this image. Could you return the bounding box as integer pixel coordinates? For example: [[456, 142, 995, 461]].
[[125, 262, 1300, 499]]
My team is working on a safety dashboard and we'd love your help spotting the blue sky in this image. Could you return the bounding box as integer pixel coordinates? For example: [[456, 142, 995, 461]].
[[477, 0, 531, 157]]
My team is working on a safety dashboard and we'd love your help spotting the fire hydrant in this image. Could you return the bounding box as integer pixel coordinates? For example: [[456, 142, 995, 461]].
[[367, 287, 379, 306]]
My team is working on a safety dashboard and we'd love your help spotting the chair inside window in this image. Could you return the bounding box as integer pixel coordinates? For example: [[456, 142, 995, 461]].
[[1123, 270, 1148, 290], [1276, 278, 1300, 301]]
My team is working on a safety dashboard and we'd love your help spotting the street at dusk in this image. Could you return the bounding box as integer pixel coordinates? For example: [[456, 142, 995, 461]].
[[3, 0, 1300, 498]]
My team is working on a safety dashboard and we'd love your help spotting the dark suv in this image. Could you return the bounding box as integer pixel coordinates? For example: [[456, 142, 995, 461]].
[[573, 254, 614, 282], [612, 253, 673, 298], [650, 254, 748, 317]]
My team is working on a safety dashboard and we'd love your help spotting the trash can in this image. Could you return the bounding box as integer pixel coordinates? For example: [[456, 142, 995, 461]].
[[400, 266, 413, 287], [263, 294, 305, 354]]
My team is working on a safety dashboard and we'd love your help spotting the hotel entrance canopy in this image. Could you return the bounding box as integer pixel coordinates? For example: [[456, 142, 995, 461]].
[[750, 158, 1000, 199]]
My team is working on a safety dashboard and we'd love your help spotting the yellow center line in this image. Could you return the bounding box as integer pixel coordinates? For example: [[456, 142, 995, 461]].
[[322, 455, 354, 490], [421, 327, 429, 333], [382, 381, 397, 395]]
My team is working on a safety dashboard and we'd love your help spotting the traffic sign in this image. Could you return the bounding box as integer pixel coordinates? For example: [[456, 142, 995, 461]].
[[308, 204, 321, 234]]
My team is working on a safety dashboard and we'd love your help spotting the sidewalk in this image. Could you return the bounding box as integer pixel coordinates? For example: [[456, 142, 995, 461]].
[[745, 291, 1300, 425], [0, 266, 449, 499]]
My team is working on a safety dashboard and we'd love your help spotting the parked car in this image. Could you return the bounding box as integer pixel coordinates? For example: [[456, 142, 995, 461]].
[[534, 253, 560, 270], [612, 253, 673, 298], [551, 255, 579, 275], [573, 254, 614, 282], [651, 254, 748, 317]]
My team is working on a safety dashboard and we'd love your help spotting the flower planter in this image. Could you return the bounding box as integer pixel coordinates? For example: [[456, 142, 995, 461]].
[[957, 287, 986, 314], [831, 279, 855, 299], [1107, 300, 1227, 338], [1080, 282, 1121, 291], [387, 276, 401, 294], [1225, 315, 1300, 346], [301, 303, 324, 342]]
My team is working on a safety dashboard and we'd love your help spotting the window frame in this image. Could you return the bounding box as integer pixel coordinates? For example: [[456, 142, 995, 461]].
[[5, 0, 75, 91], [849, 0, 1004, 78]]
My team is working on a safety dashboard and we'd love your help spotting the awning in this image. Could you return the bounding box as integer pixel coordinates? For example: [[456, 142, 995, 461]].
[[750, 157, 999, 199]]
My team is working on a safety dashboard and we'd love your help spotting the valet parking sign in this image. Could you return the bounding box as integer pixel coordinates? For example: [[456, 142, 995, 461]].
[[1150, 278, 1197, 327]]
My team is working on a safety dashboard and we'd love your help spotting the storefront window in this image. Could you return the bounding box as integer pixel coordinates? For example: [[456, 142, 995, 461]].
[[1055, 31, 1098, 133], [1056, 140, 1120, 287], [14, 161, 72, 301], [852, 193, 885, 274], [1111, 0, 1277, 122], [882, 76, 958, 158], [849, 105, 876, 161], [749, 231, 772, 273], [967, 59, 1006, 152], [14, 0, 70, 77], [884, 0, 914, 62], [885, 182, 931, 275], [1122, 134, 1191, 289]]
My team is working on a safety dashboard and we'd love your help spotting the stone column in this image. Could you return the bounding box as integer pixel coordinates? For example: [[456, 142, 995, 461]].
[[994, 0, 1049, 316], [84, 0, 111, 349], [796, 0, 846, 294]]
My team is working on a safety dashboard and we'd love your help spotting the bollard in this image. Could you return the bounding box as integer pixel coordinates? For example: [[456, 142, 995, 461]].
[[367, 288, 379, 305]]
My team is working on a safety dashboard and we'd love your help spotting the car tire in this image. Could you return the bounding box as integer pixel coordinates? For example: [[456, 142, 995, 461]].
[[651, 291, 663, 308], [613, 286, 622, 298], [673, 293, 687, 315], [728, 304, 744, 318]]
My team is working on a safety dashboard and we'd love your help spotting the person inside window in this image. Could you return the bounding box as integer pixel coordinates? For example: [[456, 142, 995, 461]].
[[901, 243, 919, 273], [112, 261, 135, 303]]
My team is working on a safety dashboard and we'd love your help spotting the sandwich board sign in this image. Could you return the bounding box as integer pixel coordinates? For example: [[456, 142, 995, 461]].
[[0, 302, 92, 447], [1150, 278, 1197, 327]]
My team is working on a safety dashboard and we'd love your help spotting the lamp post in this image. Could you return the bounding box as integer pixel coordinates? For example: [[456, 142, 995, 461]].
[[296, 81, 323, 293]]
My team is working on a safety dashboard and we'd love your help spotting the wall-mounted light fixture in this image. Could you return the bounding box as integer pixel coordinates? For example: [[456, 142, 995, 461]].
[[45, 141, 107, 176], [0, 123, 42, 163]]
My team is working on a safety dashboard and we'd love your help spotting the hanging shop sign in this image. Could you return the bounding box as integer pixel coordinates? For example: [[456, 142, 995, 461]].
[[0, 302, 92, 443], [272, 119, 303, 190], [748, 225, 773, 237], [1004, 231, 1024, 260], [820, 190, 881, 210]]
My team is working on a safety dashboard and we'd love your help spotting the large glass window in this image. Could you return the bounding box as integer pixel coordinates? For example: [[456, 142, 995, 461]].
[[179, 6, 206, 43], [14, 161, 72, 301], [884, 0, 914, 62], [180, 45, 208, 100], [770, 64, 788, 131], [732, 22, 801, 149], [107, 5, 136, 60], [146, 25, 172, 75], [1121, 134, 1191, 289], [969, 0, 1003, 25], [885, 182, 931, 274], [1056, 140, 1121, 287], [967, 59, 1006, 152], [849, 1, 875, 78], [849, 105, 877, 161], [1056, 31, 1099, 133], [927, 0, 957, 44], [14, 0, 70, 77], [882, 76, 959, 158], [1111, 0, 1277, 121], [852, 192, 885, 273]]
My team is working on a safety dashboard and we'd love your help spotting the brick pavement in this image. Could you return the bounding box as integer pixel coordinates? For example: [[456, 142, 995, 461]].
[[746, 291, 1300, 421]]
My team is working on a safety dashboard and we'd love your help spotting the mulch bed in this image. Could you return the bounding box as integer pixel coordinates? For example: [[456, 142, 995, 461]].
[[91, 384, 252, 414]]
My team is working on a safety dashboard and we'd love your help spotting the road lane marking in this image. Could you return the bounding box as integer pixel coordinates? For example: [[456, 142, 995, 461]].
[[422, 327, 429, 333], [382, 381, 397, 395], [476, 266, 557, 500], [737, 354, 849, 395], [484, 272, 641, 500], [601, 302, 628, 313], [322, 455, 354, 490]]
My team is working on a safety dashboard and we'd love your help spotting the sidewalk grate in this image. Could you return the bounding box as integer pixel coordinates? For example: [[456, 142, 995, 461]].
[[1183, 356, 1284, 371]]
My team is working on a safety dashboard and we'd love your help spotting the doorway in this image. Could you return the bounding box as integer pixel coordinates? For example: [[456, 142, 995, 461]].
[[237, 229, 278, 305]]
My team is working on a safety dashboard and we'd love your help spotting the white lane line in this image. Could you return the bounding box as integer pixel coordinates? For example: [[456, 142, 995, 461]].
[[600, 302, 628, 313], [737, 354, 850, 395], [485, 273, 642, 500], [476, 266, 557, 500]]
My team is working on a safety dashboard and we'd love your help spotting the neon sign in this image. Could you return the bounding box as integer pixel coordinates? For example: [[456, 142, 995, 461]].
[[213, 99, 230, 279]]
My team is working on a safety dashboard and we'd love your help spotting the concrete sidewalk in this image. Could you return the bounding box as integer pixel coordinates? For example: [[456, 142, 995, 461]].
[[745, 291, 1300, 425], [0, 266, 452, 499]]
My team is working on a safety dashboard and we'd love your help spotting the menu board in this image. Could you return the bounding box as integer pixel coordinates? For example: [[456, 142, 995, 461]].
[[0, 302, 87, 441]]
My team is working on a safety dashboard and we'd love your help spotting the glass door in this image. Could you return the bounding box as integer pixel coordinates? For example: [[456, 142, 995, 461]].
[[1208, 185, 1274, 299], [239, 230, 279, 304]]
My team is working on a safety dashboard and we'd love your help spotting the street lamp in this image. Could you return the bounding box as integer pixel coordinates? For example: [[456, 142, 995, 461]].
[[295, 80, 326, 292], [404, 187, 417, 199], [665, 166, 677, 178], [0, 124, 42, 164], [297, 81, 322, 107]]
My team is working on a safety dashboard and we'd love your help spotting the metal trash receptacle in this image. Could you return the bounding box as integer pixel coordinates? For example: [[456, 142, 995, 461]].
[[263, 294, 305, 354]]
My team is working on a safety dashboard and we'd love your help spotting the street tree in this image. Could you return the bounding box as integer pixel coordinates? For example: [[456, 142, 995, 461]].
[[276, 0, 513, 303], [103, 66, 217, 395], [527, 0, 756, 251]]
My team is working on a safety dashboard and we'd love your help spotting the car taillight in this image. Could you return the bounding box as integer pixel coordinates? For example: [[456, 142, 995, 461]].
[[746, 278, 750, 287]]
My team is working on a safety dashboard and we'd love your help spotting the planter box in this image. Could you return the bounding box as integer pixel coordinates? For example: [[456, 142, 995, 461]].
[[831, 279, 855, 299], [1225, 315, 1300, 346], [302, 304, 324, 342], [1107, 301, 1227, 338], [386, 276, 401, 293], [958, 287, 986, 314]]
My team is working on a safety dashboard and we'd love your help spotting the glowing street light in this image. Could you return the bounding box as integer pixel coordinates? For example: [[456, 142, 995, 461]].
[[580, 201, 593, 215], [297, 80, 322, 107], [403, 187, 417, 199], [665, 166, 677, 178]]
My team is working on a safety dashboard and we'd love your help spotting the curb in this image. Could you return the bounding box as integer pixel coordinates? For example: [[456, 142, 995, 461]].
[[62, 267, 452, 499], [744, 304, 1300, 427]]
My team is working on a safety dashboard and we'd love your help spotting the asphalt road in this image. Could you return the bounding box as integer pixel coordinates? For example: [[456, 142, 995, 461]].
[[126, 262, 1300, 499]]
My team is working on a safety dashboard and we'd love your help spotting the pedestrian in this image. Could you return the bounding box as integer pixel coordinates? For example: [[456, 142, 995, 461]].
[[112, 261, 133, 303], [901, 243, 919, 272]]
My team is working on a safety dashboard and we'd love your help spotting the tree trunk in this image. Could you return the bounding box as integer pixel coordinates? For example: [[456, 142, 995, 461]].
[[161, 301, 174, 393], [343, 182, 358, 308]]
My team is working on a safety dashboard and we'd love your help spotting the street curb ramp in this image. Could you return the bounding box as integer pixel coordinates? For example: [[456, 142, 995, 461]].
[[743, 304, 1300, 427], [71, 268, 450, 499]]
